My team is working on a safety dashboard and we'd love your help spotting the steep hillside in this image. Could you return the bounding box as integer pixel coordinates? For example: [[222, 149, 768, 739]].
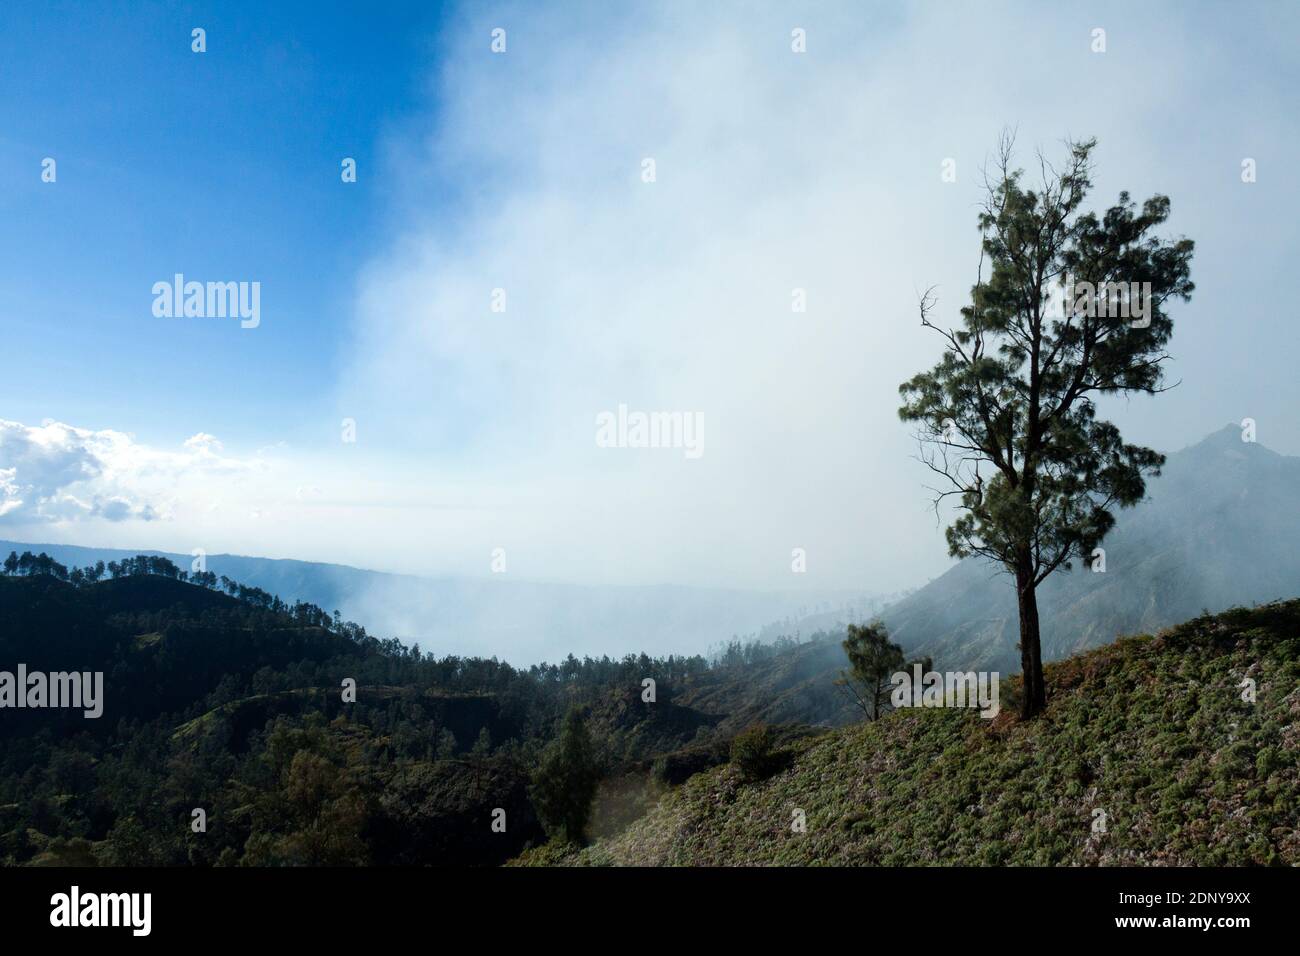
[[882, 425, 1300, 672], [522, 600, 1300, 866]]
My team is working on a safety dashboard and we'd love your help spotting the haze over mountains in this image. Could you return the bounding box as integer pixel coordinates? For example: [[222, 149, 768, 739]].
[[0, 538, 874, 664], [3, 424, 1293, 673], [549, 420, 1300, 747], [881, 424, 1300, 672]]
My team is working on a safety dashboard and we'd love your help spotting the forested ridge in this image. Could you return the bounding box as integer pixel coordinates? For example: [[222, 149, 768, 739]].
[[0, 552, 835, 866]]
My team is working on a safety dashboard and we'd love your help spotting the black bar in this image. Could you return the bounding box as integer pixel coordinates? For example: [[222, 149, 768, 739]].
[[0, 866, 1289, 942]]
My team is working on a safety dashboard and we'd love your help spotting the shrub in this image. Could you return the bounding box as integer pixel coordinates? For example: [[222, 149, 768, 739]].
[[730, 723, 781, 782]]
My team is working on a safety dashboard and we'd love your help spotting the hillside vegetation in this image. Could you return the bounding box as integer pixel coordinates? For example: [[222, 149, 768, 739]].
[[520, 600, 1300, 866]]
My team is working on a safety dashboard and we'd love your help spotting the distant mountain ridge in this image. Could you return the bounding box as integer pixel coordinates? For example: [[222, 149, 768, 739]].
[[881, 424, 1300, 671], [0, 539, 869, 665]]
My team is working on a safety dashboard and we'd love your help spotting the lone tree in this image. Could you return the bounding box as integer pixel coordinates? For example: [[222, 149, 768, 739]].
[[836, 622, 905, 721], [898, 135, 1194, 719]]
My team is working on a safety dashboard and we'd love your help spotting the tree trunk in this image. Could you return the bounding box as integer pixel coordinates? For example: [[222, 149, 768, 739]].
[[1015, 563, 1046, 718]]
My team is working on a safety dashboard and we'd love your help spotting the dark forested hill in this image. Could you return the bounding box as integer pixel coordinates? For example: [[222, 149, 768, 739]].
[[1, 574, 335, 685], [0, 565, 843, 866]]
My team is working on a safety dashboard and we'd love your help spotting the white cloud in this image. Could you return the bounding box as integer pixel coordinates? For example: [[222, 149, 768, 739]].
[[0, 419, 260, 526], [183, 433, 224, 454]]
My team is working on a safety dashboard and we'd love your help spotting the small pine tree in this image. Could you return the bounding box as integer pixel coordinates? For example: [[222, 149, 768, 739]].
[[530, 708, 600, 844], [836, 622, 905, 721]]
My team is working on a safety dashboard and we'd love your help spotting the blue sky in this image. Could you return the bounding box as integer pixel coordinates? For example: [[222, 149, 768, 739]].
[[1, 1, 1297, 592], [0, 1, 442, 444]]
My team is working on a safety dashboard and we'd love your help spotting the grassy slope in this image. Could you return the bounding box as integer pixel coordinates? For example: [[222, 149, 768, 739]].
[[522, 601, 1300, 866]]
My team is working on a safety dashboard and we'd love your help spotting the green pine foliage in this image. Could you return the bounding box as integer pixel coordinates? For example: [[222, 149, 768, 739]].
[[530, 709, 601, 844], [898, 135, 1195, 717]]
